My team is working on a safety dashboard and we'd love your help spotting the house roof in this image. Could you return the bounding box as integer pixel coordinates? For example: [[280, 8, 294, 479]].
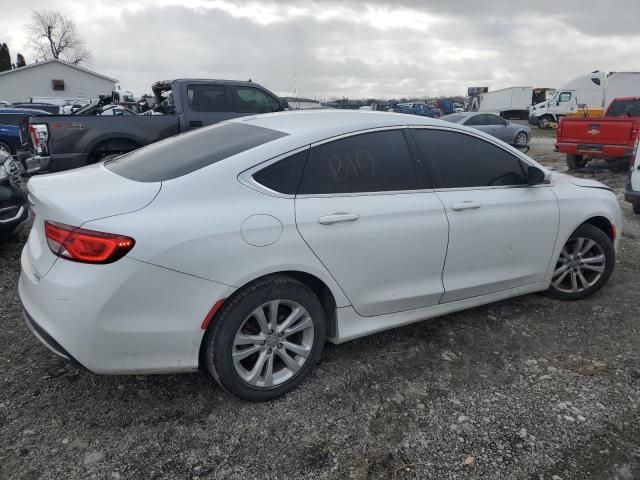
[[0, 58, 118, 83]]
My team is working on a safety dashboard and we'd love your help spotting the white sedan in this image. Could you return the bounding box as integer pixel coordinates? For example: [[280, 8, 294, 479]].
[[19, 111, 622, 400]]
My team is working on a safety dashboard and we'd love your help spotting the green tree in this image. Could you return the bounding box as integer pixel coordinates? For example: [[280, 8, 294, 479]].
[[16, 53, 26, 67], [0, 43, 11, 72]]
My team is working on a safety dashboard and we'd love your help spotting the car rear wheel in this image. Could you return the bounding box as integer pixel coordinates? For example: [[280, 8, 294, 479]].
[[545, 224, 615, 301], [566, 154, 587, 170], [203, 276, 326, 401], [514, 131, 529, 147]]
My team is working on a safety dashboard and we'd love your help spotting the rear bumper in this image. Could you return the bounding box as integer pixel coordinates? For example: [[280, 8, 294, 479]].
[[555, 142, 634, 158], [19, 245, 234, 374]]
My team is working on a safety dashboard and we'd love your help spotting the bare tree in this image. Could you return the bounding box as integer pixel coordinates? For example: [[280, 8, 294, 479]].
[[26, 9, 93, 66]]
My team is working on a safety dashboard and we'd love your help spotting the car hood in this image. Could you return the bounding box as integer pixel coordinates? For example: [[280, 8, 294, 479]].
[[565, 176, 613, 191]]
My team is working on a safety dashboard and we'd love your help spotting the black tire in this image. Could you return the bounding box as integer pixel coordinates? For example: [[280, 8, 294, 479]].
[[538, 115, 553, 129], [545, 223, 615, 301], [0, 141, 12, 155], [566, 154, 587, 170], [203, 275, 326, 401], [633, 201, 640, 215]]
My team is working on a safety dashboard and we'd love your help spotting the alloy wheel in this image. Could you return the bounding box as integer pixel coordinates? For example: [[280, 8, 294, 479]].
[[551, 237, 606, 293], [515, 132, 528, 147], [232, 299, 315, 388]]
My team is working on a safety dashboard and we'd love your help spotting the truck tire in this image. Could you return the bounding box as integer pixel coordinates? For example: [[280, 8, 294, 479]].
[[566, 154, 587, 170], [538, 115, 553, 129]]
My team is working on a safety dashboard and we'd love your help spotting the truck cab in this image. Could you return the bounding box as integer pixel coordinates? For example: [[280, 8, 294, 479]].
[[152, 79, 286, 130], [529, 72, 606, 128]]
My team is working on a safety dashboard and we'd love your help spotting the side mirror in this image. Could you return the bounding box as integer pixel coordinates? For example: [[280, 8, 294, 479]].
[[526, 165, 546, 185], [556, 101, 560, 106]]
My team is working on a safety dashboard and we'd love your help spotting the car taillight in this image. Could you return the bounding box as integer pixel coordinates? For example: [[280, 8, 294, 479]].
[[632, 135, 640, 167], [29, 123, 49, 155], [44, 221, 135, 264]]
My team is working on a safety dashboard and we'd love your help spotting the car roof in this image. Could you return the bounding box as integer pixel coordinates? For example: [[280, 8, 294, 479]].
[[229, 110, 448, 144]]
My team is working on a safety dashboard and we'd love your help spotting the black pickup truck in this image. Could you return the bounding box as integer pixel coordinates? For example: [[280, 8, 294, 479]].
[[29, 79, 288, 172]]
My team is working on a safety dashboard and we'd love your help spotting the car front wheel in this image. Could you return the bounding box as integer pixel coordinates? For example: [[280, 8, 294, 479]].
[[545, 224, 615, 301], [203, 276, 326, 401]]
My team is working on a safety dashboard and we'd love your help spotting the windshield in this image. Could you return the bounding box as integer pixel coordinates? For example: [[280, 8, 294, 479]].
[[105, 122, 288, 182], [606, 99, 640, 117]]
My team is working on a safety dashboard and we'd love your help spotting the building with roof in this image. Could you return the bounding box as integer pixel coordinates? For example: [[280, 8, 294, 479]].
[[0, 59, 118, 103]]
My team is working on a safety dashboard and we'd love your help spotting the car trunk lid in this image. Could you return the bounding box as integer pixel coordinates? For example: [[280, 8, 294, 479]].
[[25, 163, 160, 278]]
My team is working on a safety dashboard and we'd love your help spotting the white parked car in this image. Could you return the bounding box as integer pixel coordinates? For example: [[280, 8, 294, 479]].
[[625, 138, 640, 214], [19, 111, 622, 400]]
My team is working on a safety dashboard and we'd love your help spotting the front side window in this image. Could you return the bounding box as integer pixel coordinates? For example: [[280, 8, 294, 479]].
[[187, 84, 230, 112], [413, 129, 527, 188], [298, 130, 418, 195], [234, 87, 280, 113], [558, 92, 572, 102]]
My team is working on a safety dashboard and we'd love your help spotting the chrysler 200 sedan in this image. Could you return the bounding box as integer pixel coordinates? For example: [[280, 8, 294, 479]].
[[19, 111, 622, 401]]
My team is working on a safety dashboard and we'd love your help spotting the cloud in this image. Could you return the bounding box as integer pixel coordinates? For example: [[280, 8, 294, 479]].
[[3, 1, 640, 99]]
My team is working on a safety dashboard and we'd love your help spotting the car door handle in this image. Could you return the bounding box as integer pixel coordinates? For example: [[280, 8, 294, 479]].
[[318, 213, 360, 225], [451, 202, 482, 211], [189, 120, 203, 127]]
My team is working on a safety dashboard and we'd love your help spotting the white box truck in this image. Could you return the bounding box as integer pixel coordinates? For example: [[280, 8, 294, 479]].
[[529, 71, 640, 128], [476, 87, 554, 119]]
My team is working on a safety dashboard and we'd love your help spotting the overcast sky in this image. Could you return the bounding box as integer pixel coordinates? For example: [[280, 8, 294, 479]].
[[3, 0, 640, 99]]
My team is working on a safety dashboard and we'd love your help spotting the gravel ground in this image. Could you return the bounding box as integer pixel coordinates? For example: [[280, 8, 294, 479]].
[[1, 128, 639, 480]]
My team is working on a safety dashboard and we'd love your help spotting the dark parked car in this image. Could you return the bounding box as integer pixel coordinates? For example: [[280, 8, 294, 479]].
[[442, 112, 531, 147], [0, 151, 28, 241], [27, 79, 287, 172]]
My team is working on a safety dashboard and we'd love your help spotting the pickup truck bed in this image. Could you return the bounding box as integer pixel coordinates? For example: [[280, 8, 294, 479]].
[[39, 115, 179, 171], [29, 78, 286, 172], [556, 97, 640, 169]]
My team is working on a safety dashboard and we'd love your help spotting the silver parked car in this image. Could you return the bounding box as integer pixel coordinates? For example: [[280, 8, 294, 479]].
[[442, 112, 530, 147]]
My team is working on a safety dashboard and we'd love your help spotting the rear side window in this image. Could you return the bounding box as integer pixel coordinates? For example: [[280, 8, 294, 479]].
[[253, 149, 309, 195], [106, 123, 288, 182], [187, 84, 230, 112], [606, 99, 640, 117], [298, 130, 417, 195], [413, 129, 527, 188]]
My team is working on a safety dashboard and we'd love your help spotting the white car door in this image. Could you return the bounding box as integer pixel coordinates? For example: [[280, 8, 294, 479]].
[[412, 127, 559, 303], [295, 129, 449, 317]]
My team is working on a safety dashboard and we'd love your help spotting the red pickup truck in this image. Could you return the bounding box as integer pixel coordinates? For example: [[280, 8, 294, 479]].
[[556, 97, 640, 169]]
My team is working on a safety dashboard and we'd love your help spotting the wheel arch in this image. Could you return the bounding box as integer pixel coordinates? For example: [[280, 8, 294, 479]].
[[87, 136, 142, 162], [583, 215, 615, 241], [198, 270, 340, 367]]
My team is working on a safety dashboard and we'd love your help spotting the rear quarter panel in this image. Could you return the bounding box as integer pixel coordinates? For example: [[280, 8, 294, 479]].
[[83, 156, 351, 309]]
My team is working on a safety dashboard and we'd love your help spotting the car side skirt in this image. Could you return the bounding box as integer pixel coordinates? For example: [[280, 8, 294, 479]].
[[328, 282, 547, 344]]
